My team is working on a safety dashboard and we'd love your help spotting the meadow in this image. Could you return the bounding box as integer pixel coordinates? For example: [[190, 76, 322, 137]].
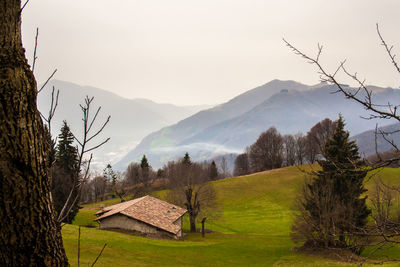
[[64, 166, 400, 266]]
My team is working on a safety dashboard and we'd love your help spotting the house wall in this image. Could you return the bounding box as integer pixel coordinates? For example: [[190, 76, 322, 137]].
[[99, 214, 181, 239], [173, 217, 183, 238], [99, 214, 157, 234]]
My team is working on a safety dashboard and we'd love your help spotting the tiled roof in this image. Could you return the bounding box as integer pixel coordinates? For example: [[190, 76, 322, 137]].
[[95, 195, 187, 234]]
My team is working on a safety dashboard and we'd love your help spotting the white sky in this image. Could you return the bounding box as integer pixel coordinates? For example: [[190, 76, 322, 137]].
[[22, 0, 400, 105]]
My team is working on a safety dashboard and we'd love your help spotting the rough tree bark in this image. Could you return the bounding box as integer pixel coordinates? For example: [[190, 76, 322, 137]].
[[0, 1, 69, 266], [185, 188, 199, 232]]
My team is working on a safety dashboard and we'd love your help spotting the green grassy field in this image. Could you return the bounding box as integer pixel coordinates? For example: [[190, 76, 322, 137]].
[[64, 166, 400, 266]]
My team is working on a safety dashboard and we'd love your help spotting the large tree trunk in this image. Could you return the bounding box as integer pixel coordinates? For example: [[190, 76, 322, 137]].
[[189, 213, 196, 232], [0, 1, 69, 266]]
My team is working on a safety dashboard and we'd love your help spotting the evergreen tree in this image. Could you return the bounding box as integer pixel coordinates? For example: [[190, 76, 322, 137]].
[[157, 168, 164, 178], [140, 155, 151, 192], [103, 163, 117, 198], [104, 164, 126, 202], [104, 163, 117, 187], [183, 152, 192, 166], [209, 160, 219, 180], [52, 120, 80, 223], [292, 115, 370, 252], [140, 155, 150, 170], [55, 121, 79, 174]]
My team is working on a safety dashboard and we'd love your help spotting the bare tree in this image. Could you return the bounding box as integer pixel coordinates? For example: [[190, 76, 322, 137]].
[[165, 154, 218, 232], [305, 118, 337, 163], [123, 158, 156, 198], [125, 162, 141, 186], [294, 133, 307, 165], [92, 175, 108, 203], [57, 96, 110, 223], [233, 153, 250, 176], [283, 134, 297, 166], [370, 178, 400, 227], [103, 164, 126, 202], [220, 156, 228, 178], [249, 127, 284, 172]]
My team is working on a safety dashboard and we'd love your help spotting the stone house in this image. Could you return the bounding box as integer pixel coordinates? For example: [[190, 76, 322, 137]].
[[95, 195, 187, 239]]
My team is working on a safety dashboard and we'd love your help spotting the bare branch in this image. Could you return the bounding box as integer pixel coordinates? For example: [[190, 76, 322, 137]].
[[46, 87, 60, 134], [90, 244, 107, 267], [84, 138, 111, 154], [32, 28, 39, 73], [81, 154, 93, 183], [20, 0, 30, 13], [374, 124, 383, 162], [87, 107, 101, 133], [71, 132, 83, 147], [38, 69, 57, 93], [377, 23, 400, 74], [57, 182, 76, 222], [86, 116, 111, 143]]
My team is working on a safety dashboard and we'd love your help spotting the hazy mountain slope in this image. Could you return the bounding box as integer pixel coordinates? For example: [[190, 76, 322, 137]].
[[351, 123, 400, 157], [116, 81, 400, 170], [115, 80, 311, 169], [182, 84, 400, 149], [143, 79, 309, 144], [37, 80, 210, 169]]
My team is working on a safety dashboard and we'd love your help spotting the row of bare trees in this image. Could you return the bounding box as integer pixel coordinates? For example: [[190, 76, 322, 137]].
[[80, 155, 163, 204], [233, 118, 337, 176], [79, 152, 223, 209]]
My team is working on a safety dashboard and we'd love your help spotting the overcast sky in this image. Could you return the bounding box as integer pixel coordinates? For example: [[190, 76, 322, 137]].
[[22, 0, 400, 105]]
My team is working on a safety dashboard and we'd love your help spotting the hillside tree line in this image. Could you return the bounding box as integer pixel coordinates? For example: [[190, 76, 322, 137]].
[[234, 118, 337, 176]]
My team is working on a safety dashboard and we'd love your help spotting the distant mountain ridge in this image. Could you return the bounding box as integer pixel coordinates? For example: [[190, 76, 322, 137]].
[[351, 123, 400, 157], [37, 80, 211, 169], [114, 80, 310, 169], [115, 80, 400, 170]]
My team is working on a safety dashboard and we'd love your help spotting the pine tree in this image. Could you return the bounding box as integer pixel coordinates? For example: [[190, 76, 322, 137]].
[[209, 161, 219, 180], [140, 155, 151, 193], [56, 121, 78, 174], [52, 120, 80, 223], [140, 154, 150, 180], [103, 163, 117, 198], [104, 163, 117, 187], [292, 115, 370, 252], [183, 152, 192, 166], [140, 155, 149, 170]]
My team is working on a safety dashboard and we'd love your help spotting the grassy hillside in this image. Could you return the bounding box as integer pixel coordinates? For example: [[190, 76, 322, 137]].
[[64, 166, 400, 266]]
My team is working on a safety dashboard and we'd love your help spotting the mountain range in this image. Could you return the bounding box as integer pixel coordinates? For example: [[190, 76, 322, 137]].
[[37, 80, 211, 170], [115, 80, 400, 170], [352, 123, 400, 157]]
